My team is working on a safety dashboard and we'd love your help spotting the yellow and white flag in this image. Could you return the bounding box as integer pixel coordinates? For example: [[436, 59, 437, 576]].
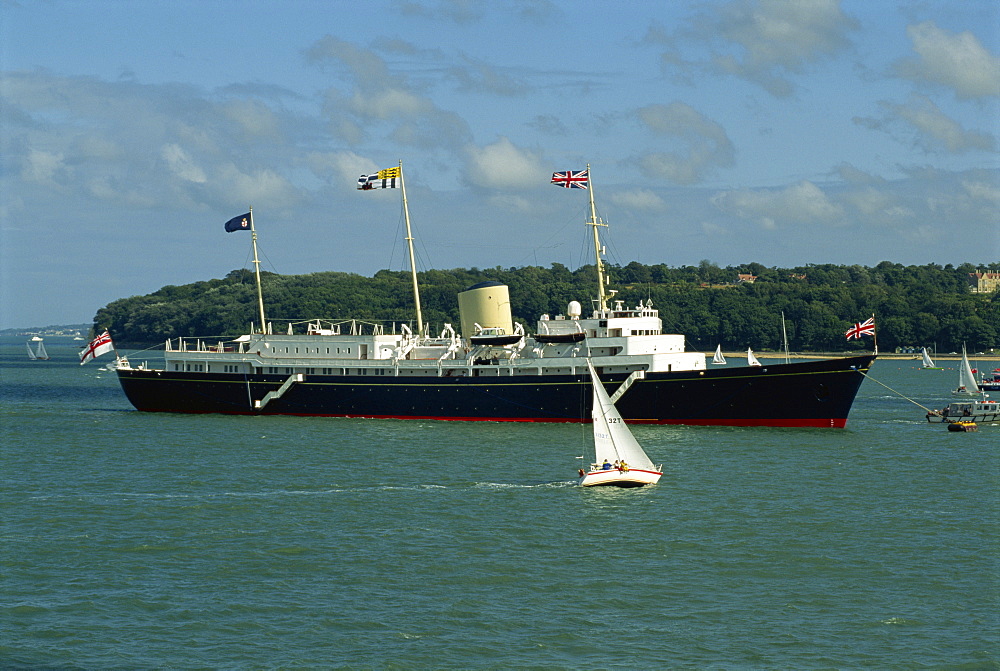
[[357, 167, 401, 190]]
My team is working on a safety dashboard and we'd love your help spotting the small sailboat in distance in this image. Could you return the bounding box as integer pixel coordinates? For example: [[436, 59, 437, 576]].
[[712, 344, 726, 365], [27, 338, 49, 360], [952, 345, 980, 397], [577, 361, 662, 488], [747, 348, 762, 367], [920, 347, 942, 370]]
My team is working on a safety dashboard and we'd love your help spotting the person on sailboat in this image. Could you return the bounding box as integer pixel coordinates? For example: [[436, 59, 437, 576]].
[[602, 459, 612, 470]]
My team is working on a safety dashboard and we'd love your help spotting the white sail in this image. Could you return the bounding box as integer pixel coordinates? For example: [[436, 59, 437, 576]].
[[747, 348, 761, 366], [26, 342, 37, 360], [921, 348, 937, 369], [588, 362, 655, 471], [712, 345, 726, 365], [35, 341, 48, 359], [955, 345, 979, 396]]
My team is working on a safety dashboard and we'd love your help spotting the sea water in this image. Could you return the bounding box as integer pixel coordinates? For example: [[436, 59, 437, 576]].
[[2, 337, 997, 668]]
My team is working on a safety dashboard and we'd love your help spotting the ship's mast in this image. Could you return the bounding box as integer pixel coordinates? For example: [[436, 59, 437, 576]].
[[399, 161, 424, 335], [586, 164, 609, 312], [248, 208, 267, 333]]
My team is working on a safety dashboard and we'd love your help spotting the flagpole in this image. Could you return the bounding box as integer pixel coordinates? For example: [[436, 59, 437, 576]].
[[781, 311, 790, 364], [248, 207, 268, 334], [399, 160, 424, 336], [872, 312, 878, 355], [586, 164, 608, 312]]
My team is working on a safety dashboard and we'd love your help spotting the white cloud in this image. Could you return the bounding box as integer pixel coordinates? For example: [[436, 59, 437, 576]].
[[304, 35, 395, 91], [962, 178, 1000, 204], [867, 95, 996, 154], [842, 187, 890, 216], [887, 97, 995, 153], [213, 163, 298, 209], [674, 0, 859, 97], [636, 102, 734, 184], [486, 193, 534, 213], [711, 180, 844, 228], [307, 35, 473, 151], [463, 137, 546, 189], [161, 144, 207, 183], [222, 99, 282, 138], [23, 148, 65, 183], [834, 163, 885, 185], [447, 56, 530, 97], [841, 187, 912, 220], [304, 150, 377, 187], [84, 176, 156, 208], [896, 21, 1000, 99], [349, 88, 430, 120], [609, 189, 666, 211]]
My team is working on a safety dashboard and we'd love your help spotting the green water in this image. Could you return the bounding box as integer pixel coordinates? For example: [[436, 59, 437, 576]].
[[2, 337, 997, 668]]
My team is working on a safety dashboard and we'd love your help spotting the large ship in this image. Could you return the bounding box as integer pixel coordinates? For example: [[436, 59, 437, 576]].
[[114, 165, 875, 427]]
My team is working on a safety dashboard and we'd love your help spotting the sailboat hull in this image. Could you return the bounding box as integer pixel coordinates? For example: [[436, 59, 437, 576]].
[[579, 468, 662, 487], [115, 354, 875, 427]]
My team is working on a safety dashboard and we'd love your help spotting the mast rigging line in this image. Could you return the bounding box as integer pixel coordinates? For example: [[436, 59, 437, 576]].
[[851, 367, 942, 417]]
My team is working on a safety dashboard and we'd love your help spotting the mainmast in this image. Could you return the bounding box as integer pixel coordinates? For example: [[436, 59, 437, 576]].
[[586, 164, 609, 312], [399, 161, 424, 336], [248, 208, 267, 333]]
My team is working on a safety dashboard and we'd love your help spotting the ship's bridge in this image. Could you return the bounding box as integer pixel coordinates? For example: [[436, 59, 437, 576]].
[[538, 299, 664, 339]]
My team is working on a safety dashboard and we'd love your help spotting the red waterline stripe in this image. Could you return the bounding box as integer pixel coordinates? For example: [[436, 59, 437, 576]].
[[132, 407, 848, 427]]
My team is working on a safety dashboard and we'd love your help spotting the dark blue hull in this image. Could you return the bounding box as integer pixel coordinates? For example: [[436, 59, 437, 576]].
[[116, 355, 876, 427]]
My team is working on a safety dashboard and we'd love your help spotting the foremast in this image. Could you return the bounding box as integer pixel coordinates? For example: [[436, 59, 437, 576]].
[[585, 164, 611, 313], [398, 161, 424, 336], [247, 207, 267, 333]]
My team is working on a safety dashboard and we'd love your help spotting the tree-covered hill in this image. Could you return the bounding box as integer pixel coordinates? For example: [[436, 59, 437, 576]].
[[94, 261, 999, 353]]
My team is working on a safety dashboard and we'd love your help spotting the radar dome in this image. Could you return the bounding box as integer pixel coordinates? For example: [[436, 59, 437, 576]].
[[567, 301, 582, 318]]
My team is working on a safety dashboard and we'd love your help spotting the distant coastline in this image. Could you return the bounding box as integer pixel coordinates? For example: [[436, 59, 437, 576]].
[[716, 351, 1000, 361], [0, 323, 90, 337]]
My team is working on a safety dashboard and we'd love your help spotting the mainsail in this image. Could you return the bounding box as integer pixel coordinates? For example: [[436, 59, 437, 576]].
[[921, 348, 938, 369], [588, 361, 655, 471], [712, 345, 726, 365], [747, 348, 762, 367], [955, 345, 979, 395]]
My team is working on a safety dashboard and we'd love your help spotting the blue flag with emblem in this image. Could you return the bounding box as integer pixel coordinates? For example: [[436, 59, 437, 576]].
[[224, 212, 252, 232]]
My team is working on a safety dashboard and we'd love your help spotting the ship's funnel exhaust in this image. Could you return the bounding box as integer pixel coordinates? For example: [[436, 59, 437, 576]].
[[458, 281, 513, 337]]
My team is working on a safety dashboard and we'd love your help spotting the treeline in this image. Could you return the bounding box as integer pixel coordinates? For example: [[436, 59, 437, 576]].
[[94, 261, 999, 353]]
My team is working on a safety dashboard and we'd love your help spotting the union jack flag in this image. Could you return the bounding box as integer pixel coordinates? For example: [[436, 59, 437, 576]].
[[551, 169, 589, 189], [845, 316, 875, 340]]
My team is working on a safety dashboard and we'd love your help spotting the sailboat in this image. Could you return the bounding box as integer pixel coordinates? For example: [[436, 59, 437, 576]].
[[747, 348, 762, 367], [712, 345, 726, 365], [920, 347, 942, 370], [952, 345, 980, 397], [577, 361, 662, 488], [26, 338, 49, 360]]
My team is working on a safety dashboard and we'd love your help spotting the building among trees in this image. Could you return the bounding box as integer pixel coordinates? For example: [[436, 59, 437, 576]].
[[968, 272, 1000, 294]]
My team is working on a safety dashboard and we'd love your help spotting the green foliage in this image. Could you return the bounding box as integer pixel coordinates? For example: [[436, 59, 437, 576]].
[[94, 261, 1000, 352]]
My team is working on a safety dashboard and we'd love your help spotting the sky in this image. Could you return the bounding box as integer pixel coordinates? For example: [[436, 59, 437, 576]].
[[1, 0, 998, 329]]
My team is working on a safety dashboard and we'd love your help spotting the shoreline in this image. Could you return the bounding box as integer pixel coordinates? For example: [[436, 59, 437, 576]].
[[713, 352, 1000, 362]]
